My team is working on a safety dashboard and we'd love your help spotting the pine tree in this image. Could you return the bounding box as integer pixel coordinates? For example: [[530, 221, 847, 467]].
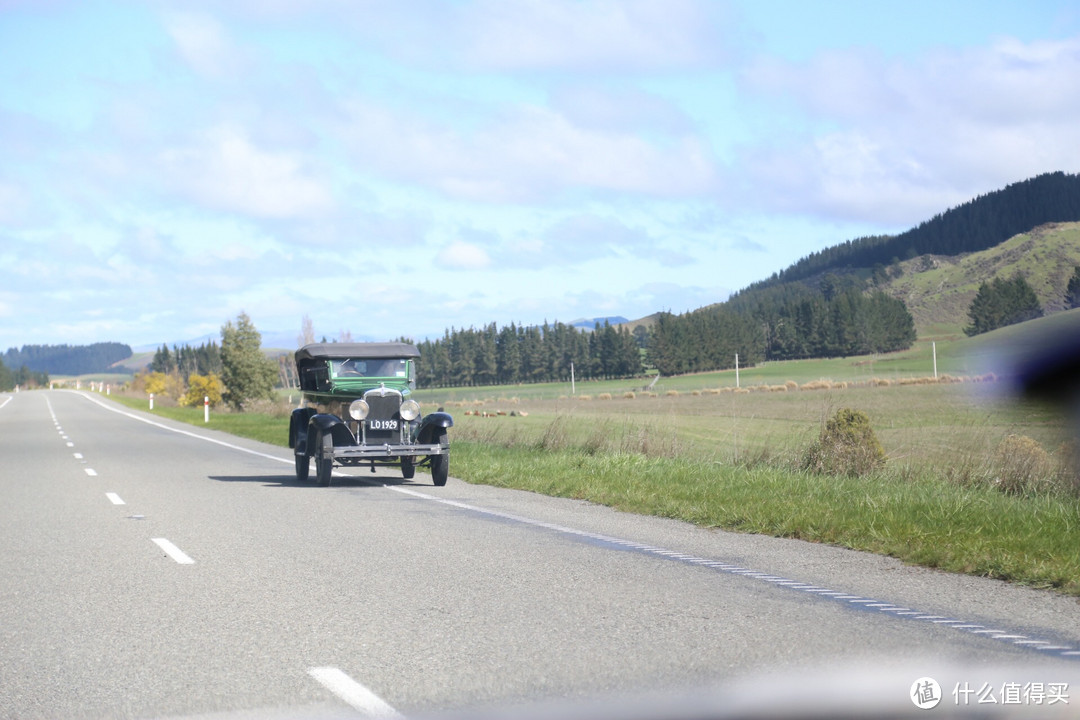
[[964, 275, 1043, 336]]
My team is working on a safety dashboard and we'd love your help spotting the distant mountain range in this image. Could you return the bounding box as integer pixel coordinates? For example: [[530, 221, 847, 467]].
[[569, 316, 630, 331]]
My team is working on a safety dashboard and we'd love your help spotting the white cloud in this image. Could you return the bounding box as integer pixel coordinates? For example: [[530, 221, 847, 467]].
[[165, 11, 249, 79], [161, 0, 731, 73], [735, 35, 1080, 225], [337, 101, 716, 202], [157, 126, 335, 219], [454, 0, 728, 71], [437, 240, 492, 270], [0, 181, 29, 224], [548, 85, 694, 134]]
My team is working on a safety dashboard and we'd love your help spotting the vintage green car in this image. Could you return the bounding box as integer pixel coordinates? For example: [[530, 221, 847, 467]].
[[289, 342, 452, 486]]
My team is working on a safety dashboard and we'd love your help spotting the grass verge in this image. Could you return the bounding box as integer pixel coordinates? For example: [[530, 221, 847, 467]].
[[453, 442, 1080, 595]]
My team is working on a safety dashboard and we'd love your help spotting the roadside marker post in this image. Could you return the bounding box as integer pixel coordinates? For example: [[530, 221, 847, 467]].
[[204, 396, 209, 423], [149, 393, 154, 410]]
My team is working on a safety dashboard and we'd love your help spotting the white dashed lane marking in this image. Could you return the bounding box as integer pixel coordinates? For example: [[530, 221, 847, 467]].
[[152, 538, 194, 565], [308, 667, 401, 718]]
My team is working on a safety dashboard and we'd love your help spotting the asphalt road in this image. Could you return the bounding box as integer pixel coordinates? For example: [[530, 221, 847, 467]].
[[2, 389, 1080, 719]]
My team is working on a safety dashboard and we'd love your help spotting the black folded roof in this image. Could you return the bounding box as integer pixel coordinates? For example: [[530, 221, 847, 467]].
[[295, 342, 420, 363]]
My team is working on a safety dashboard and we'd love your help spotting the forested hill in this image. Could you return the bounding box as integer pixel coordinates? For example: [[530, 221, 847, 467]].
[[748, 171, 1080, 291], [2, 343, 133, 375]]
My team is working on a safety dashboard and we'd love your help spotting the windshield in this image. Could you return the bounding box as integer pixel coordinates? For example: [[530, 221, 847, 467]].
[[330, 357, 409, 380]]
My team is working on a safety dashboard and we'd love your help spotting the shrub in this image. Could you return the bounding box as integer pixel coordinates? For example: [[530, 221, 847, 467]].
[[991, 435, 1054, 495], [802, 407, 886, 477], [179, 373, 224, 408], [537, 416, 569, 451]]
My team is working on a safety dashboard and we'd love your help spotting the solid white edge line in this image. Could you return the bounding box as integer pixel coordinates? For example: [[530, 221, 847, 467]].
[[152, 538, 195, 565], [0, 396, 11, 410], [76, 391, 289, 464], [106, 492, 125, 505], [308, 667, 402, 718]]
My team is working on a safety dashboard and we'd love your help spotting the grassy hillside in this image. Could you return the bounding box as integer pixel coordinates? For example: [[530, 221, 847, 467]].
[[883, 222, 1080, 337]]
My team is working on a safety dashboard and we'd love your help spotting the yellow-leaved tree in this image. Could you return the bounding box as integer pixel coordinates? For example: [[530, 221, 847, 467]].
[[143, 371, 185, 400], [143, 371, 169, 396], [179, 373, 224, 408]]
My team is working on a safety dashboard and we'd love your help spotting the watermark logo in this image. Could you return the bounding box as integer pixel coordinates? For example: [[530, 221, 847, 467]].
[[911, 677, 942, 710]]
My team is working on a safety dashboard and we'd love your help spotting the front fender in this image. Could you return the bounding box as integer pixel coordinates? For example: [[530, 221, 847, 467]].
[[306, 413, 356, 453], [415, 412, 453, 445], [289, 408, 317, 452]]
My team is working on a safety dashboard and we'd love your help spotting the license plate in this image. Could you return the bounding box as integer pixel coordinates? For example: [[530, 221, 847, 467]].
[[369, 419, 398, 431]]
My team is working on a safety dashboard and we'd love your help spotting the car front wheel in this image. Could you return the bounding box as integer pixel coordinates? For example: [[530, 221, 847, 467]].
[[430, 452, 448, 486], [295, 452, 310, 483], [316, 432, 334, 487]]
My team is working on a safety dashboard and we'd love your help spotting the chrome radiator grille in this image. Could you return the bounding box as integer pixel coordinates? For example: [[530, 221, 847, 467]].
[[363, 389, 402, 441]]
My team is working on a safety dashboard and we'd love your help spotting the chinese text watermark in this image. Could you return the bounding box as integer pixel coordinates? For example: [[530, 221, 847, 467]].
[[912, 678, 1070, 709]]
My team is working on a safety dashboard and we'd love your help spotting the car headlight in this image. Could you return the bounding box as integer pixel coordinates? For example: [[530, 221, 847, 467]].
[[400, 399, 421, 421], [348, 399, 369, 420]]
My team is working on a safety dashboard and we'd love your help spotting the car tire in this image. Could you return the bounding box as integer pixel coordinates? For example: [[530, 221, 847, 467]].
[[401, 456, 415, 480], [316, 432, 334, 487], [292, 417, 311, 483], [430, 452, 448, 486]]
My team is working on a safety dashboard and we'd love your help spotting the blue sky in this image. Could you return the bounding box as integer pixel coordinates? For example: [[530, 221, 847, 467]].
[[2, 0, 1079, 351]]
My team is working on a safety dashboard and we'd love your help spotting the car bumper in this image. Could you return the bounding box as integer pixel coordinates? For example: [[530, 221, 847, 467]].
[[328, 442, 447, 460]]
